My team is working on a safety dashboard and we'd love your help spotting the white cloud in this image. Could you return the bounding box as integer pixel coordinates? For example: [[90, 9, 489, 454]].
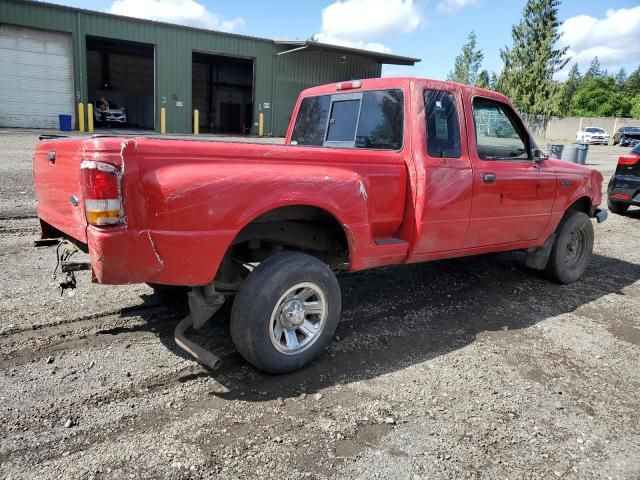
[[314, 0, 422, 53], [109, 0, 246, 32], [559, 7, 640, 68], [436, 0, 478, 15]]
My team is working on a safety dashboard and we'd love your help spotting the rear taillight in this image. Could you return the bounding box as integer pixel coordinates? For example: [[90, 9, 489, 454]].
[[80, 160, 123, 226], [617, 155, 639, 166]]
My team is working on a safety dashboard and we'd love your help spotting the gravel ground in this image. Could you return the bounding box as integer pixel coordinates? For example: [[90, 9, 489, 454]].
[[1, 131, 639, 479]]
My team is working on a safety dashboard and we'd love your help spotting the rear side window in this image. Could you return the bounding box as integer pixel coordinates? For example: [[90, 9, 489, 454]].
[[356, 90, 403, 149], [290, 95, 331, 146], [326, 99, 360, 142], [424, 90, 461, 158], [291, 89, 403, 150]]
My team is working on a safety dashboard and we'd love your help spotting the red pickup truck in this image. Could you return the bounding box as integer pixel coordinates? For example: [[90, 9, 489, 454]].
[[34, 77, 606, 374]]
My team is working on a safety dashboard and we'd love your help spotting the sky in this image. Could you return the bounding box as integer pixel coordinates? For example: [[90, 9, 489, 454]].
[[46, 0, 640, 81]]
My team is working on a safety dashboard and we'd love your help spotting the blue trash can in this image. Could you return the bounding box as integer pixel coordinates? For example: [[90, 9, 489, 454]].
[[58, 114, 72, 132]]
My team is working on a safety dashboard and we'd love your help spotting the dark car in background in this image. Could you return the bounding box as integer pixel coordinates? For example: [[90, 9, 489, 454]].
[[608, 144, 640, 215], [612, 126, 640, 147]]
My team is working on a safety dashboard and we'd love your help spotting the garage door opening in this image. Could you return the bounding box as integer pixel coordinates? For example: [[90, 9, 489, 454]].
[[192, 52, 254, 135], [86, 36, 154, 130]]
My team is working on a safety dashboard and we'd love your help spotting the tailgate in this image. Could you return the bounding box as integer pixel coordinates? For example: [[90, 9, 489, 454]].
[[34, 139, 88, 243]]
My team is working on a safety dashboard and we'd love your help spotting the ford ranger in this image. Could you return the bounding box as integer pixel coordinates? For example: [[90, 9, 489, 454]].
[[33, 78, 607, 374]]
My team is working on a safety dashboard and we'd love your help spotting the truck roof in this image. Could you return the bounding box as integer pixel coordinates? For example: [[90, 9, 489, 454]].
[[300, 77, 511, 104]]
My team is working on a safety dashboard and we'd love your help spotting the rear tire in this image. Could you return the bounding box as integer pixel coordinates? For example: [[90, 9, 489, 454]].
[[230, 252, 341, 374], [608, 199, 630, 215], [545, 211, 594, 284]]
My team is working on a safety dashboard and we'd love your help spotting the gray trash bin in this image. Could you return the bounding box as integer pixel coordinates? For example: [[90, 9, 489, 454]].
[[572, 142, 589, 165], [561, 144, 579, 163], [547, 143, 564, 160]]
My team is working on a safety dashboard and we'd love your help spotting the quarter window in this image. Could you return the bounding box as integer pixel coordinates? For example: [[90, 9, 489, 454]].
[[290, 95, 331, 146], [424, 90, 461, 158], [356, 90, 403, 149], [472, 98, 529, 160]]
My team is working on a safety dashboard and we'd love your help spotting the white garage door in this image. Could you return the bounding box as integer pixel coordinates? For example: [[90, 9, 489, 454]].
[[0, 25, 75, 129]]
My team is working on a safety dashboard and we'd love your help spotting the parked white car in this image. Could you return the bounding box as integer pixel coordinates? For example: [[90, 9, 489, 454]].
[[576, 127, 609, 145], [93, 100, 127, 125]]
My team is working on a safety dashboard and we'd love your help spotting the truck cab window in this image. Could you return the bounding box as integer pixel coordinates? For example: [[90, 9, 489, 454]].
[[424, 90, 461, 158], [291, 96, 331, 146], [326, 99, 360, 142], [356, 90, 403, 150], [291, 89, 403, 150], [472, 98, 529, 160]]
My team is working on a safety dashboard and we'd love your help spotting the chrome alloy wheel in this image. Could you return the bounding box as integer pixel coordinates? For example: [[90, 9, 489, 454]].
[[269, 282, 327, 355]]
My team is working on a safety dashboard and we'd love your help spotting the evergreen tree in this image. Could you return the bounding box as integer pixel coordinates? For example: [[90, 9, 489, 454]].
[[559, 63, 581, 115], [615, 68, 627, 88], [584, 57, 603, 78], [498, 0, 569, 115], [625, 66, 640, 96], [447, 31, 484, 85], [476, 70, 491, 89], [490, 72, 500, 92]]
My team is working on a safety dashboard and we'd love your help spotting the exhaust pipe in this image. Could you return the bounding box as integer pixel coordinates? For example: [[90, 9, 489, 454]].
[[174, 315, 221, 370], [173, 285, 226, 370]]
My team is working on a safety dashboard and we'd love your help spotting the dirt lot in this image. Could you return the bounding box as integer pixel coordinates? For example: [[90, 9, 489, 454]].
[[1, 130, 639, 479]]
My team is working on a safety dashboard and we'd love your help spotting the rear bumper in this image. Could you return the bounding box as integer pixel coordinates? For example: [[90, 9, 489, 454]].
[[608, 175, 640, 205], [87, 226, 235, 286]]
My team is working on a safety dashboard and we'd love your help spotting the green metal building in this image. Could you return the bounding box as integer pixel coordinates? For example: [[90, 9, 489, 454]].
[[0, 0, 419, 135]]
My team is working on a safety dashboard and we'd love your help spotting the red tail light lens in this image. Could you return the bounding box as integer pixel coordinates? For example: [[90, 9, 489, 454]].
[[618, 155, 639, 166], [80, 160, 123, 226]]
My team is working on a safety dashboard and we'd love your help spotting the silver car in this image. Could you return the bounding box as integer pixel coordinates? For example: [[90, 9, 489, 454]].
[[94, 100, 127, 125]]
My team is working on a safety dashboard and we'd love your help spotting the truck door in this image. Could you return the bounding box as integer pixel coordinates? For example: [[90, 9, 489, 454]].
[[410, 83, 473, 256], [463, 97, 555, 248]]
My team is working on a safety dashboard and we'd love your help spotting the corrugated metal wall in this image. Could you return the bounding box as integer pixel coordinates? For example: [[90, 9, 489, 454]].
[[0, 0, 383, 135], [272, 49, 382, 135]]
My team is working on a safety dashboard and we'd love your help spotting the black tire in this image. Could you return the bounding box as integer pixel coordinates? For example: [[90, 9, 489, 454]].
[[608, 198, 630, 215], [230, 252, 341, 374], [545, 211, 594, 284]]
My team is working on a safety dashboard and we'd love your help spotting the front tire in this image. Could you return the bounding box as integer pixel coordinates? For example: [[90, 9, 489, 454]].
[[230, 252, 341, 374], [546, 211, 594, 284], [608, 198, 630, 215]]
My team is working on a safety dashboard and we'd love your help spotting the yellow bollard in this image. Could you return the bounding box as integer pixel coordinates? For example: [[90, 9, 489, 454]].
[[258, 112, 264, 137], [87, 103, 94, 133], [77, 103, 85, 132], [160, 108, 166, 134], [193, 109, 199, 135]]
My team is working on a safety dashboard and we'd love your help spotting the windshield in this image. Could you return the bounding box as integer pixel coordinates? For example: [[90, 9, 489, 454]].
[[585, 128, 604, 133], [624, 127, 640, 133]]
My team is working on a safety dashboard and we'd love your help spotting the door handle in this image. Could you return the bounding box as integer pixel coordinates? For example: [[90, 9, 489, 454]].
[[482, 173, 496, 183]]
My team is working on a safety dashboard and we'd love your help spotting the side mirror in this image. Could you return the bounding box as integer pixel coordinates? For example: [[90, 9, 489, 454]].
[[533, 148, 548, 164]]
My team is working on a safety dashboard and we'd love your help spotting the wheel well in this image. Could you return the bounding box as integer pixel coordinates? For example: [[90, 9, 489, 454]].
[[566, 196, 592, 216], [214, 206, 349, 291]]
